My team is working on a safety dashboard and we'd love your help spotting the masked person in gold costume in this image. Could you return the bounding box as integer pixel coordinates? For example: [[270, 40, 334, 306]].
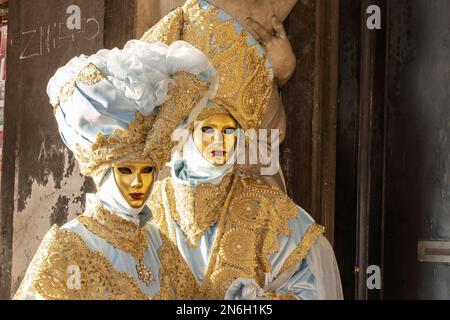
[[13, 39, 217, 300], [144, 0, 343, 300], [142, 0, 298, 191], [150, 102, 343, 300]]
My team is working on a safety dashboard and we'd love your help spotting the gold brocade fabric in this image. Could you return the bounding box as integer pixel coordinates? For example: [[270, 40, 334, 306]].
[[141, 0, 273, 130], [150, 173, 234, 247], [13, 226, 149, 300], [278, 223, 325, 275], [76, 204, 199, 300], [266, 292, 299, 300], [150, 173, 323, 300], [13, 206, 199, 300], [155, 233, 200, 300], [77, 204, 148, 261], [52, 63, 105, 112]]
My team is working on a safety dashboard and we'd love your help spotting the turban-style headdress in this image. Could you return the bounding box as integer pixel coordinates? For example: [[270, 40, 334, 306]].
[[48, 39, 217, 185]]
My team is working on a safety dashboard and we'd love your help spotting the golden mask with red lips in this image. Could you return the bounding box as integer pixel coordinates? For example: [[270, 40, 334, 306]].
[[193, 114, 238, 166], [113, 162, 155, 208]]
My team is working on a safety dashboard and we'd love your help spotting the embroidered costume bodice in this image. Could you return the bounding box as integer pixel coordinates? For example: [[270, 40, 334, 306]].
[[149, 132, 333, 299], [14, 198, 198, 300], [150, 168, 328, 300]]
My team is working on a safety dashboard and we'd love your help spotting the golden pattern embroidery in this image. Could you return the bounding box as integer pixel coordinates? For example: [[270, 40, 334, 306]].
[[76, 63, 105, 85], [218, 228, 257, 266], [148, 179, 177, 241], [51, 63, 106, 112], [77, 204, 147, 261], [13, 226, 150, 300], [278, 223, 325, 276], [74, 112, 155, 185], [76, 204, 154, 285], [154, 233, 200, 300], [150, 162, 327, 300], [142, 71, 210, 169], [141, 0, 273, 130], [151, 175, 297, 299], [152, 173, 305, 300], [141, 6, 184, 45], [163, 172, 234, 247], [266, 292, 299, 300], [197, 175, 300, 299], [52, 81, 76, 112], [136, 263, 153, 286]]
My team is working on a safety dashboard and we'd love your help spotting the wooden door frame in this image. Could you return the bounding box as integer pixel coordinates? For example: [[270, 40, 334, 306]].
[[335, 0, 388, 300], [280, 0, 339, 244]]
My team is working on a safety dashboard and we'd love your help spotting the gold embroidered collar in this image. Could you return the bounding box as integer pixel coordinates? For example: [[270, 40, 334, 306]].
[[76, 203, 154, 285], [77, 204, 147, 260], [168, 172, 234, 247]]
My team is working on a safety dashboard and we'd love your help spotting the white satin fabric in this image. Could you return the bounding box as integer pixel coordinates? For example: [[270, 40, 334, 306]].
[[171, 133, 234, 186]]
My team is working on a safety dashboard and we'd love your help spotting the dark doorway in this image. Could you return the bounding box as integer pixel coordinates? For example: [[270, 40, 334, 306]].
[[335, 0, 450, 299]]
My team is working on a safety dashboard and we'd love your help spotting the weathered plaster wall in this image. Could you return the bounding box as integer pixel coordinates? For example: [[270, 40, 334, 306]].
[[11, 150, 87, 292], [2, 0, 104, 297]]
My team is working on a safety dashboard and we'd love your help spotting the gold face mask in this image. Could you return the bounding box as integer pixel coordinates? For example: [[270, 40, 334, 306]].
[[112, 162, 155, 209], [193, 114, 238, 166]]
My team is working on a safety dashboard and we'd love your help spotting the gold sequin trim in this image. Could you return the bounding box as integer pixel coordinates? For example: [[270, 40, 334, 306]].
[[52, 63, 105, 112], [52, 81, 76, 112], [141, 6, 183, 45]]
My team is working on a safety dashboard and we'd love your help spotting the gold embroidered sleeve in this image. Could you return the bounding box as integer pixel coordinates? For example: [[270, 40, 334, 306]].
[[278, 223, 325, 276], [155, 233, 199, 300], [14, 225, 149, 300], [266, 292, 299, 300], [141, 6, 183, 45]]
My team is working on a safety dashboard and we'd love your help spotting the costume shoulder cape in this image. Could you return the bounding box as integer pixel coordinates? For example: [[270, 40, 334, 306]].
[[150, 173, 325, 299]]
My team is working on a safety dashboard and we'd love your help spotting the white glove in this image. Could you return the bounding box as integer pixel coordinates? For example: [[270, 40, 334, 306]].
[[225, 278, 268, 300]]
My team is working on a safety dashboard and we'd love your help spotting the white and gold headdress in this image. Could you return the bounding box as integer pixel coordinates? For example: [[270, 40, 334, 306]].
[[141, 0, 273, 130], [48, 39, 217, 184]]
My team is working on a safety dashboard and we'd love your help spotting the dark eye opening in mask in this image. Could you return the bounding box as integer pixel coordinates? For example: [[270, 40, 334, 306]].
[[118, 167, 132, 174], [141, 167, 154, 174], [201, 126, 215, 134], [223, 127, 236, 135]]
